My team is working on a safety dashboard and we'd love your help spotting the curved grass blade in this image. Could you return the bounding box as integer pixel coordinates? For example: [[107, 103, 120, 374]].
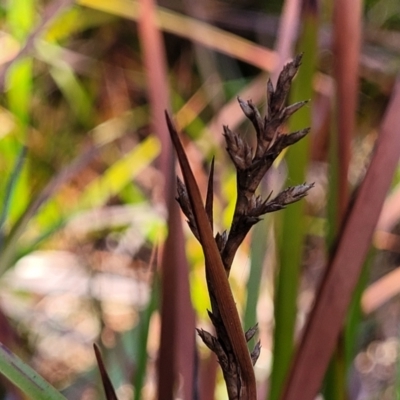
[[5, 0, 33, 232], [1, 137, 160, 286], [0, 343, 66, 400]]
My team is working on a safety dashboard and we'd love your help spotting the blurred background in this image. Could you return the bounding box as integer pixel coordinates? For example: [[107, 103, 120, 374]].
[[0, 0, 400, 399]]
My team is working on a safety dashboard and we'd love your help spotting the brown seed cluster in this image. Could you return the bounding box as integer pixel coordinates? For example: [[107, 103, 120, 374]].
[[177, 54, 314, 274], [169, 54, 313, 400]]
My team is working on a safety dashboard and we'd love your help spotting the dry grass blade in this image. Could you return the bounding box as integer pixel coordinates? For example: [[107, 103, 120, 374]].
[[362, 267, 400, 314], [377, 187, 400, 231], [166, 112, 257, 399], [77, 0, 277, 72], [333, 0, 362, 222], [93, 344, 118, 400], [137, 1, 196, 398], [282, 77, 400, 400], [138, 0, 172, 185]]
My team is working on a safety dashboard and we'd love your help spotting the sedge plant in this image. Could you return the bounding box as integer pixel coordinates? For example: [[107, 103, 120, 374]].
[[168, 55, 313, 400]]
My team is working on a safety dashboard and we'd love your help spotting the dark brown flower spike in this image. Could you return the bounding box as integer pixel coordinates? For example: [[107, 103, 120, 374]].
[[167, 55, 313, 399], [219, 55, 312, 274]]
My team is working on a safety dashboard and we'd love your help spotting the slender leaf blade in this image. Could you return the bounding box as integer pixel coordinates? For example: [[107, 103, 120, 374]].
[[0, 343, 66, 400]]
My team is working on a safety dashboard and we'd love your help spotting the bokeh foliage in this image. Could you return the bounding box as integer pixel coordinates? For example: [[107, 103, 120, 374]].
[[0, 0, 400, 399]]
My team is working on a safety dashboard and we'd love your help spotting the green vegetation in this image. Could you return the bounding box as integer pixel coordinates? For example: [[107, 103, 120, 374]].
[[0, 0, 400, 399]]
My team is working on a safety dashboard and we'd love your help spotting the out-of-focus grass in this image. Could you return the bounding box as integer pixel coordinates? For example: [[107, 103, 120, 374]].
[[0, 0, 399, 399], [324, 0, 362, 397], [269, 6, 318, 399], [0, 343, 66, 400], [3, 0, 33, 227]]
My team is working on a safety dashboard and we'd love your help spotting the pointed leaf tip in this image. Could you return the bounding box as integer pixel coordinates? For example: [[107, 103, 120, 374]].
[[93, 344, 118, 400]]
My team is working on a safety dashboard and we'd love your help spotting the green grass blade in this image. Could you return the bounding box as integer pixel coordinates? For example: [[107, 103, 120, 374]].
[[0, 0, 33, 275], [3, 0, 34, 235], [44, 7, 115, 43], [0, 125, 159, 274], [243, 217, 269, 341], [33, 134, 160, 228], [0, 145, 27, 242], [0, 343, 66, 400], [77, 135, 160, 209], [3, 57, 32, 224], [6, 57, 32, 128], [49, 64, 93, 125], [269, 12, 318, 400], [6, 0, 33, 125], [7, 0, 34, 42], [133, 270, 159, 400]]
